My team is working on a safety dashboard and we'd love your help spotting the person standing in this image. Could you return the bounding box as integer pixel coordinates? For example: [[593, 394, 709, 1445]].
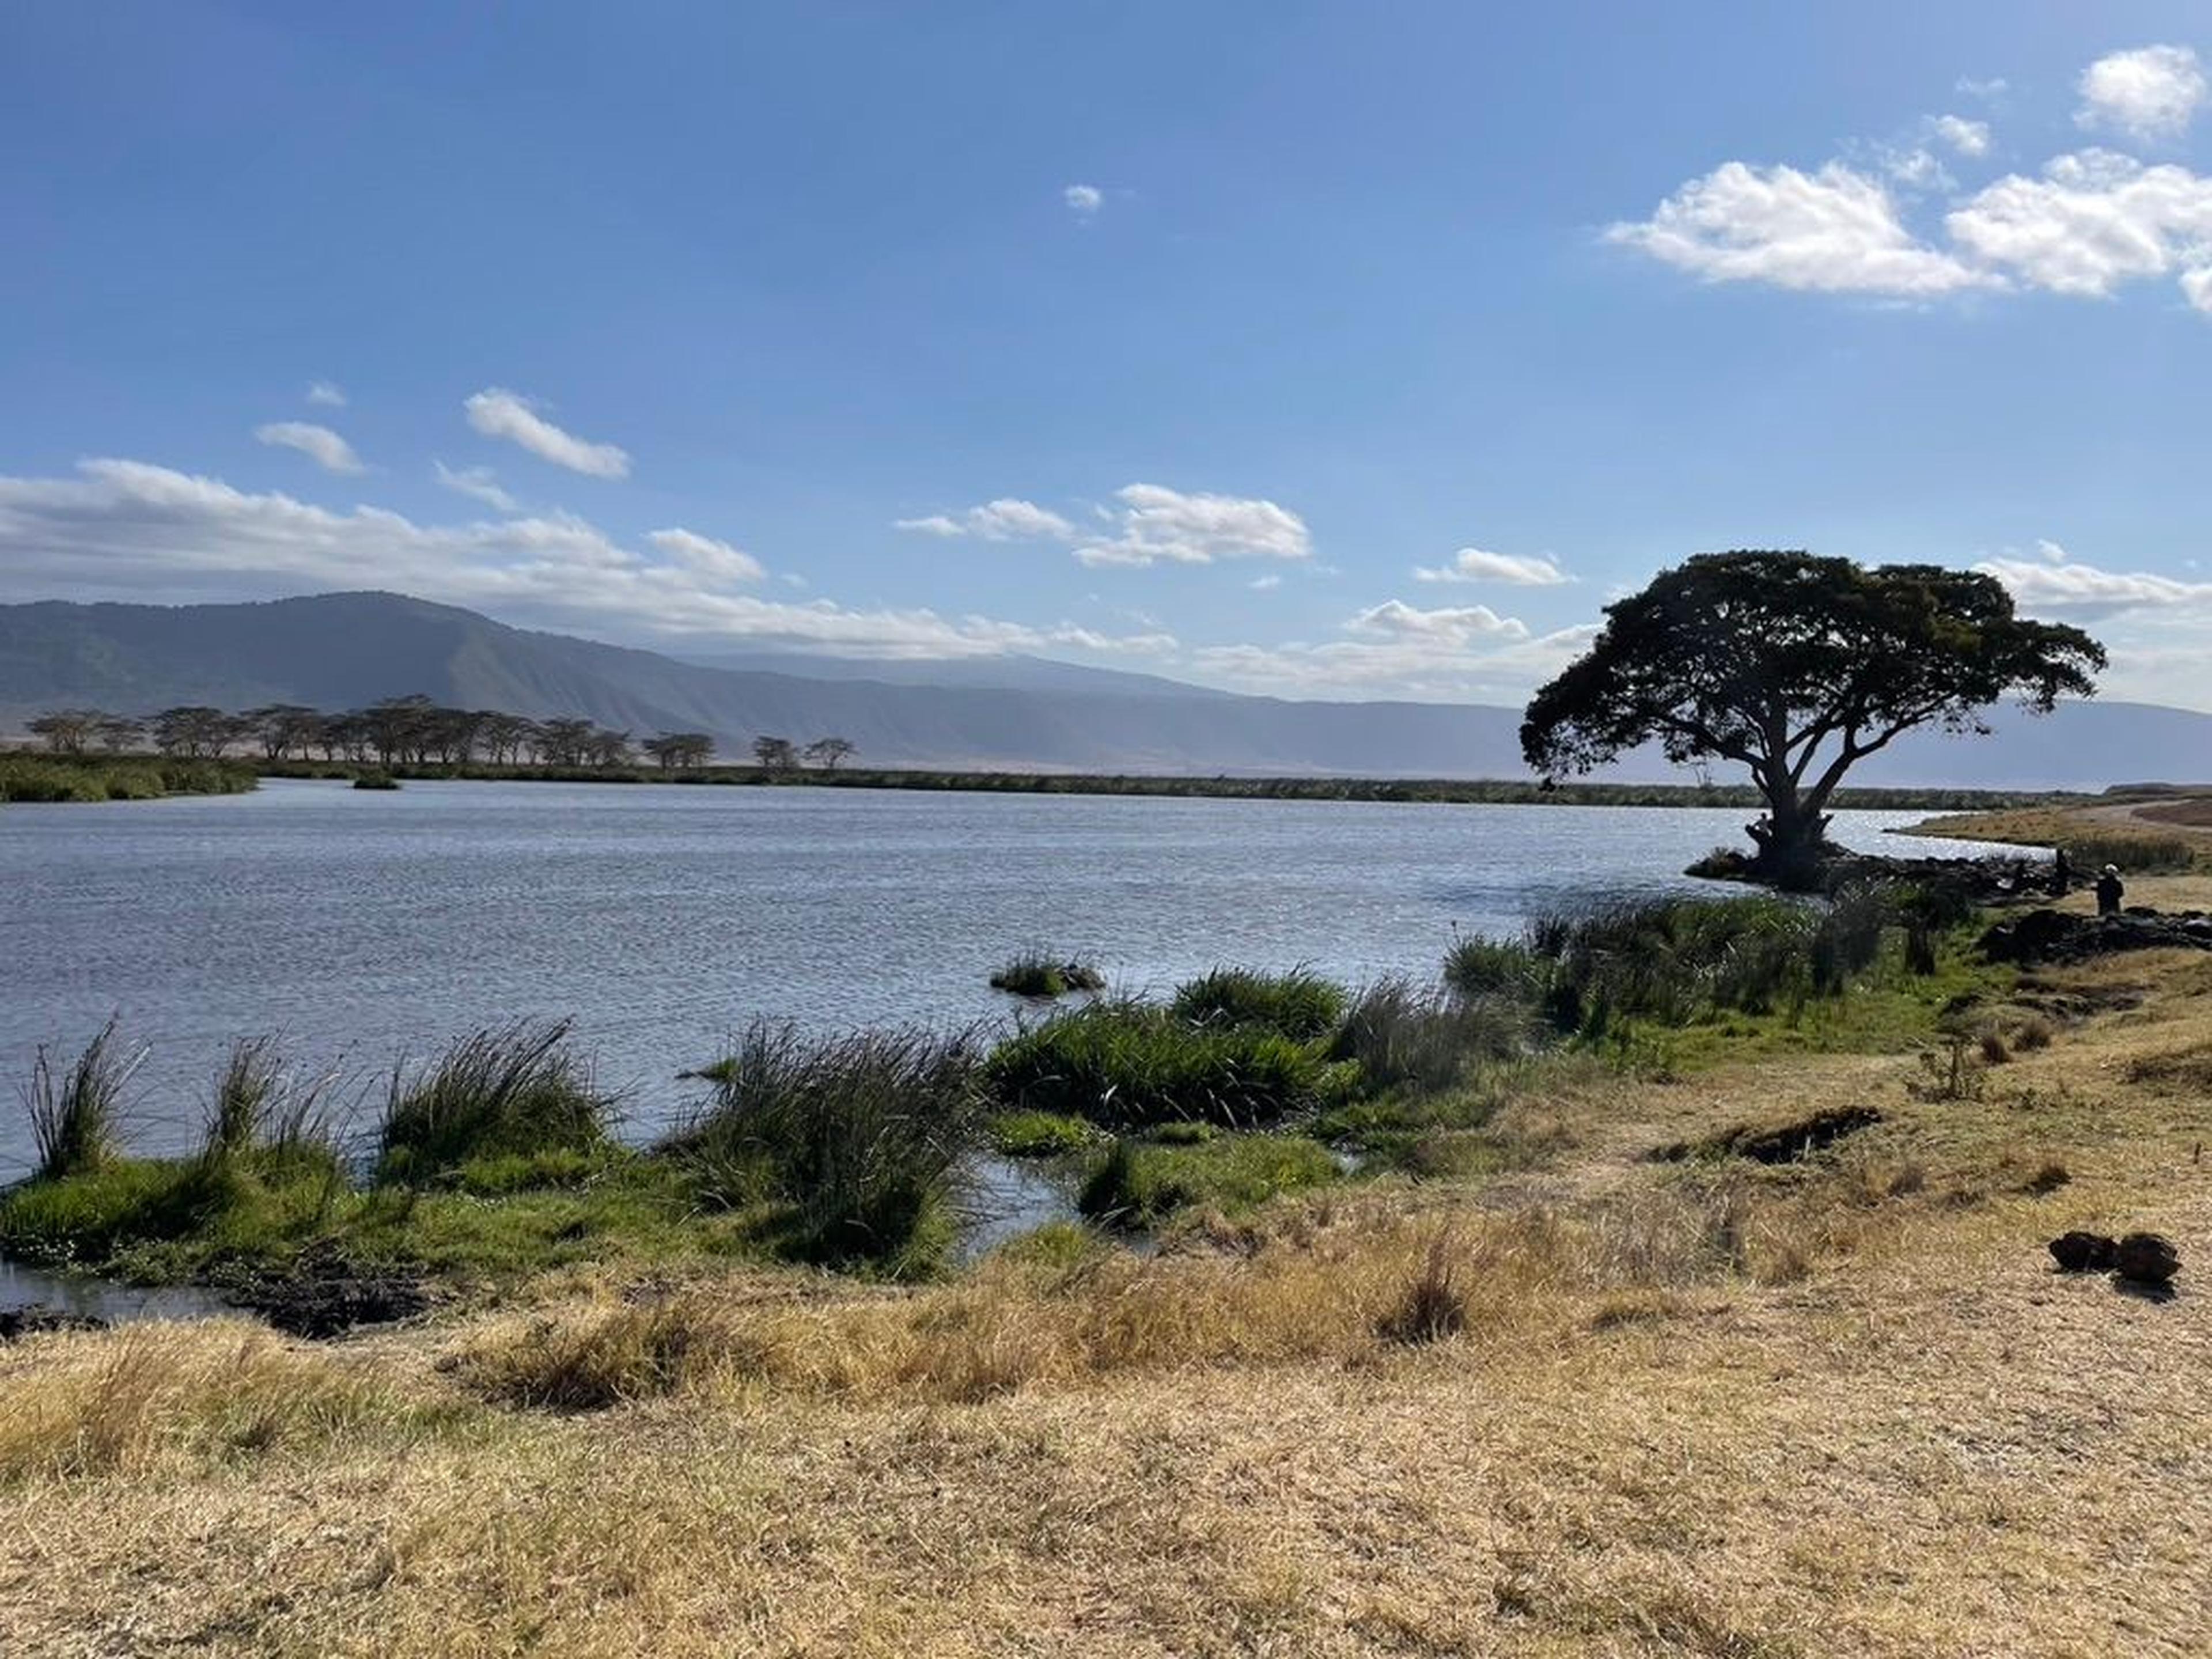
[[2096, 863, 2124, 916], [2049, 847, 2071, 897]]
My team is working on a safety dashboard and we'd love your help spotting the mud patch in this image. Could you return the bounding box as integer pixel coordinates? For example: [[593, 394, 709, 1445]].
[[1653, 1105, 1884, 1166], [218, 1244, 431, 1340]]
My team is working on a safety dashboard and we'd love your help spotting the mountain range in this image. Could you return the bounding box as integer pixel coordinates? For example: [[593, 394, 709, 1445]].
[[2, 592, 2206, 789]]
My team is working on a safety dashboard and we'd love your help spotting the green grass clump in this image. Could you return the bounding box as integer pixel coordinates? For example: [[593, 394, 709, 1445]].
[[987, 1109, 1097, 1157], [983, 998, 1355, 1130], [1077, 1133, 1341, 1226], [665, 1020, 980, 1274], [2063, 830, 2198, 874], [376, 1021, 615, 1183], [989, 951, 1106, 998], [352, 770, 402, 791], [1331, 977, 1531, 1096], [0, 754, 255, 803], [1442, 937, 1551, 1003], [1168, 967, 1348, 1040], [21, 1019, 141, 1180]]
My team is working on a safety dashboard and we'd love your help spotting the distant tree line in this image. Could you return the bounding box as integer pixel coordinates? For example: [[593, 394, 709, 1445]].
[[24, 698, 856, 774]]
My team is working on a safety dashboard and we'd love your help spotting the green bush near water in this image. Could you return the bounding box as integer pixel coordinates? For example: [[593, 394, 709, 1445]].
[[0, 753, 256, 803], [982, 998, 1355, 1130], [988, 951, 1106, 998], [376, 1021, 616, 1183], [1168, 967, 1348, 1040]]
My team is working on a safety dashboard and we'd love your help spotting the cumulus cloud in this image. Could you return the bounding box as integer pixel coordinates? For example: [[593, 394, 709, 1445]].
[[1932, 113, 1992, 157], [1065, 183, 1103, 217], [1345, 600, 1529, 645], [305, 381, 347, 408], [433, 461, 517, 513], [1606, 161, 1994, 295], [1948, 150, 2212, 303], [2077, 44, 2207, 143], [896, 498, 1075, 541], [1976, 555, 2212, 616], [1076, 484, 1312, 567], [1413, 547, 1570, 586], [253, 422, 365, 475], [1190, 621, 1593, 702], [464, 388, 631, 479], [647, 527, 766, 585], [0, 458, 1175, 661], [1613, 43, 2212, 316], [900, 483, 1313, 569]]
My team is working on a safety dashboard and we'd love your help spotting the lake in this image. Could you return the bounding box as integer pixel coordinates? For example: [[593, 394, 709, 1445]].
[[0, 778, 2007, 1177]]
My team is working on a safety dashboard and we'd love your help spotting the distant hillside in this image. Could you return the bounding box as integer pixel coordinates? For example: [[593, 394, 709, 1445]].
[[2, 592, 2207, 787]]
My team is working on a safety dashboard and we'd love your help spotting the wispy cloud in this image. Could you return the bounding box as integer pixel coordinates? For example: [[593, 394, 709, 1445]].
[[1064, 183, 1103, 218], [647, 527, 766, 585], [895, 498, 1075, 541], [1976, 554, 2212, 616], [305, 381, 347, 408], [253, 421, 364, 475], [433, 461, 517, 513], [899, 483, 1313, 569], [464, 388, 631, 479], [2077, 44, 2207, 143], [1412, 547, 1570, 586], [1931, 113, 1991, 157]]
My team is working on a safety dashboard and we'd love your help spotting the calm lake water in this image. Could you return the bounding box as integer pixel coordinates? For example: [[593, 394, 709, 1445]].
[[1, 779, 2003, 1179]]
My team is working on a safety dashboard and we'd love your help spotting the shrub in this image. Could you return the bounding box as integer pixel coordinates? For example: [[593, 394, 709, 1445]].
[[21, 1019, 141, 1180], [983, 998, 1352, 1129], [989, 952, 1105, 999], [1331, 977, 1529, 1096], [665, 1020, 979, 1272], [1376, 1232, 1467, 1345], [1442, 937, 1550, 1003], [377, 1021, 613, 1183], [1168, 967, 1347, 1041]]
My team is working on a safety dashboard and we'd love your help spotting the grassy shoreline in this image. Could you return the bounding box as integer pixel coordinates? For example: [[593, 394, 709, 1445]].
[[0, 752, 258, 803], [4, 874, 2207, 1652]]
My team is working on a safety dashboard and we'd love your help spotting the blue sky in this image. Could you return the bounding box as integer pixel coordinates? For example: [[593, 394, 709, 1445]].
[[5, 2, 2211, 709]]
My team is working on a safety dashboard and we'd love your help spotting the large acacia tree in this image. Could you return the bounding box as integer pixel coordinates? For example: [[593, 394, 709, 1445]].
[[1521, 552, 2105, 884]]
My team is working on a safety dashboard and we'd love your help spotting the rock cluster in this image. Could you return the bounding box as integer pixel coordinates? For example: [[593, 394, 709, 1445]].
[[0, 1305, 109, 1342], [2048, 1230, 2182, 1287], [1982, 908, 2212, 967]]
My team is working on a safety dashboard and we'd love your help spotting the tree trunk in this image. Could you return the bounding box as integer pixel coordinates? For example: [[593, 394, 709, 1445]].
[[1745, 788, 1836, 891]]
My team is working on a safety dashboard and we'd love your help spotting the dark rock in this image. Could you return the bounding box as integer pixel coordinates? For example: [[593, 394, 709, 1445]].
[[1981, 908, 2212, 967], [0, 1304, 110, 1342], [2048, 1230, 2118, 1272], [1654, 1105, 1883, 1166], [2113, 1232, 2180, 1286], [219, 1243, 431, 1339]]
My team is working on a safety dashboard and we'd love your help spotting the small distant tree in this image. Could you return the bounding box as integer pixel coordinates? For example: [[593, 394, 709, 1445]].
[[1521, 552, 2106, 886], [27, 709, 105, 755], [94, 714, 145, 754], [243, 704, 324, 762], [532, 718, 597, 766], [586, 728, 632, 768], [151, 705, 237, 759], [476, 711, 536, 767], [752, 735, 798, 771], [804, 736, 856, 771], [643, 732, 715, 770]]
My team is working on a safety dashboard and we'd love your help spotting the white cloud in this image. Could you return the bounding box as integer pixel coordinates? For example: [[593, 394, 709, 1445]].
[[2077, 44, 2207, 143], [433, 461, 517, 513], [1076, 483, 1312, 567], [2037, 538, 2070, 565], [1065, 184, 1103, 217], [1189, 621, 1592, 702], [1412, 547, 1570, 587], [253, 422, 364, 475], [902, 483, 1313, 569], [305, 381, 347, 408], [1947, 150, 2212, 300], [647, 527, 766, 585], [1976, 555, 2212, 617], [1607, 161, 1995, 295], [1955, 77, 2008, 103], [1248, 574, 1282, 591], [0, 457, 1174, 661], [1345, 599, 1529, 645], [1932, 114, 1991, 157], [464, 388, 630, 480], [895, 498, 1075, 541]]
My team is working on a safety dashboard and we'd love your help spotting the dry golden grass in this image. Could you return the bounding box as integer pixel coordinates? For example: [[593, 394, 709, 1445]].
[[6, 888, 2212, 1655]]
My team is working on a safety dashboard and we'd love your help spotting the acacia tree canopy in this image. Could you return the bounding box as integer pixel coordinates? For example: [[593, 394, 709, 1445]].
[[1520, 552, 2106, 877]]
